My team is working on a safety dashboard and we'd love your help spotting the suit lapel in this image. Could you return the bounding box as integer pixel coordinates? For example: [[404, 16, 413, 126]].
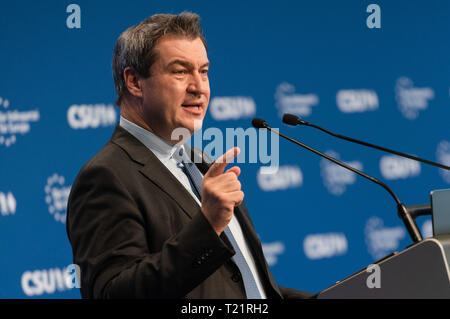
[[110, 125, 200, 219], [139, 159, 201, 219]]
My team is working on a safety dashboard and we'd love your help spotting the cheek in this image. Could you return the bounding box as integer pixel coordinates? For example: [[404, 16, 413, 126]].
[[156, 84, 183, 116]]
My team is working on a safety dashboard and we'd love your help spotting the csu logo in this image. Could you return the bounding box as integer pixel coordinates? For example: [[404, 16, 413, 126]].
[[21, 264, 81, 297], [379, 155, 420, 180], [257, 165, 303, 191], [336, 89, 379, 113], [67, 103, 117, 129], [209, 96, 256, 121], [0, 191, 16, 216], [303, 233, 348, 260]]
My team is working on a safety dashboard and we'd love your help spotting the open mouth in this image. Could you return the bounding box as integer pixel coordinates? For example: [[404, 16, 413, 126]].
[[182, 103, 203, 114]]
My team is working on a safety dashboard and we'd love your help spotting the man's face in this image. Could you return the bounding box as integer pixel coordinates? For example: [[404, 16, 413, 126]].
[[139, 35, 210, 143]]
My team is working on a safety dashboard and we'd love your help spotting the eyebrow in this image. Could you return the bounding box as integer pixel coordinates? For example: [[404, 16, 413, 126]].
[[166, 59, 210, 70]]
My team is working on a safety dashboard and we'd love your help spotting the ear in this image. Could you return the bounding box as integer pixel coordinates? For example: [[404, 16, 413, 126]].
[[123, 67, 143, 99]]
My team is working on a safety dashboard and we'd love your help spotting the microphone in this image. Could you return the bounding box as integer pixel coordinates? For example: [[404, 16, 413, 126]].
[[283, 113, 305, 126], [252, 117, 423, 243], [251, 118, 268, 129], [282, 113, 450, 171]]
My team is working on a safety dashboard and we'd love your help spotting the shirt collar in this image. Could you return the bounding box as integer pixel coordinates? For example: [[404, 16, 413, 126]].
[[119, 116, 186, 161]]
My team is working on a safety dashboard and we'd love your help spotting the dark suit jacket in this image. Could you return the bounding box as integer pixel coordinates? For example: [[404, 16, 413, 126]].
[[66, 124, 313, 299]]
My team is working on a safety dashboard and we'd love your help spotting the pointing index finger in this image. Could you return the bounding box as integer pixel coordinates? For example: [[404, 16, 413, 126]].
[[205, 147, 240, 177]]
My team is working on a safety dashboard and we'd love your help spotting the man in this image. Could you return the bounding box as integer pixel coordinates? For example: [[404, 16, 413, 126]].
[[67, 12, 312, 299]]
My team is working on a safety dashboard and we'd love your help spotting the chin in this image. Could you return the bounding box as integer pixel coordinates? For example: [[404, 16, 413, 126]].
[[184, 118, 204, 132]]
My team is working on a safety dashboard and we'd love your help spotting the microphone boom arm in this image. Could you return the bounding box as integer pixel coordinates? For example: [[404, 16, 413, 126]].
[[284, 114, 450, 171], [262, 124, 423, 243]]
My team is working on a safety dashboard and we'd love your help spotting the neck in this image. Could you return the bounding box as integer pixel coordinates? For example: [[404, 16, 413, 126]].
[[119, 99, 190, 146]]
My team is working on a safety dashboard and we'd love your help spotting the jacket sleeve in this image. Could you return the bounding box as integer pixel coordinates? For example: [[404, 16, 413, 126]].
[[66, 163, 234, 299]]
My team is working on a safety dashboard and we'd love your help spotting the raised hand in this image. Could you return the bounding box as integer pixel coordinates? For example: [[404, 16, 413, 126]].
[[201, 147, 244, 236]]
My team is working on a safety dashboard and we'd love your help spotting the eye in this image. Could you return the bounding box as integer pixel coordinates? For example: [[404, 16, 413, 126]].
[[173, 69, 187, 75]]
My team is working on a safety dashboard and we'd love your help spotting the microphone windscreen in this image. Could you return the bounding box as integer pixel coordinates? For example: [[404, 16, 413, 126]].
[[282, 113, 300, 126], [252, 118, 268, 129]]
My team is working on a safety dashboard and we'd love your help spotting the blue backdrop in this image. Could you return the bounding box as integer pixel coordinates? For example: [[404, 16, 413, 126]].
[[1, 0, 449, 298]]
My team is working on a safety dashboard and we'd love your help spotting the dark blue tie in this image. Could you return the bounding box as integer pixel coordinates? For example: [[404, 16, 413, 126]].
[[177, 149, 262, 299]]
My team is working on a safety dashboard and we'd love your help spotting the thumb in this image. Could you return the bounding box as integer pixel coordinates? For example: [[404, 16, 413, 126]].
[[225, 166, 241, 178]]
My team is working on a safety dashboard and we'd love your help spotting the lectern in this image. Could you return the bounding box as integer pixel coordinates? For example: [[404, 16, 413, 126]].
[[318, 189, 450, 299]]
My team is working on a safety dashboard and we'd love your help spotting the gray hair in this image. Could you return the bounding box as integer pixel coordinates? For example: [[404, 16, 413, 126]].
[[112, 12, 207, 106]]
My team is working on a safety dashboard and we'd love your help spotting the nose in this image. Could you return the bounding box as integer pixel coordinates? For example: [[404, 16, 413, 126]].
[[187, 71, 209, 97]]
